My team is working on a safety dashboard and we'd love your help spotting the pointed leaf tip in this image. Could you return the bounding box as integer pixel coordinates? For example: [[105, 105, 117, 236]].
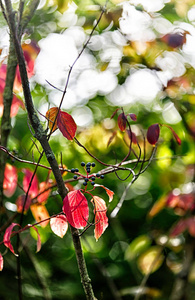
[[3, 223, 20, 255], [128, 113, 137, 121], [147, 123, 160, 145], [162, 124, 181, 145], [57, 111, 77, 140]]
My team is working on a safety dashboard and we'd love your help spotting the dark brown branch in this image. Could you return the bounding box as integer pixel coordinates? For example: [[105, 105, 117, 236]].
[[3, 0, 96, 298]]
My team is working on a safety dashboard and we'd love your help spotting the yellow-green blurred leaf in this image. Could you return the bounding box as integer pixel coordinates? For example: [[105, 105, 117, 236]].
[[137, 246, 164, 275]]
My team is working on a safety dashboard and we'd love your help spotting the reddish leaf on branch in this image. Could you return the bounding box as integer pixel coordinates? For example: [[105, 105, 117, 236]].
[[3, 164, 18, 197], [126, 129, 137, 144], [107, 131, 117, 147], [128, 113, 137, 121], [110, 108, 121, 119], [37, 180, 52, 204], [162, 124, 181, 145], [63, 190, 89, 229], [30, 204, 50, 228], [92, 196, 108, 241], [50, 215, 68, 238], [0, 253, 3, 271], [45, 107, 58, 132], [16, 195, 31, 213], [23, 169, 39, 198], [57, 110, 77, 140], [3, 223, 19, 255], [94, 184, 114, 202], [147, 123, 160, 145], [118, 113, 127, 131]]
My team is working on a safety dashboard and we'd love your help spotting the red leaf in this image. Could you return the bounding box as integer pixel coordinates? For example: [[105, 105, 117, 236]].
[[3, 164, 18, 197], [110, 108, 121, 119], [118, 113, 127, 131], [3, 223, 19, 255], [92, 196, 108, 241], [162, 124, 181, 145], [0, 253, 3, 271], [30, 225, 41, 252], [37, 180, 52, 204], [45, 107, 58, 132], [94, 184, 114, 202], [23, 169, 39, 198], [147, 123, 160, 145], [128, 113, 137, 121], [126, 129, 137, 144], [170, 219, 187, 237], [57, 110, 77, 140], [63, 190, 89, 229], [50, 215, 68, 238], [16, 194, 31, 213]]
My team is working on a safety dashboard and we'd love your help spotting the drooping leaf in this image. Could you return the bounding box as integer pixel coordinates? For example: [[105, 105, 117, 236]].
[[30, 204, 50, 228], [57, 110, 77, 140], [94, 184, 114, 202], [63, 190, 89, 229], [117, 112, 127, 131], [30, 225, 41, 252], [107, 131, 117, 147], [23, 169, 39, 198], [147, 123, 160, 145], [126, 129, 137, 144], [92, 196, 108, 241], [0, 253, 3, 271], [128, 113, 137, 121], [46, 107, 58, 132], [50, 215, 68, 238], [110, 108, 121, 119], [162, 124, 181, 145], [3, 223, 19, 255], [16, 194, 31, 213], [3, 164, 18, 197]]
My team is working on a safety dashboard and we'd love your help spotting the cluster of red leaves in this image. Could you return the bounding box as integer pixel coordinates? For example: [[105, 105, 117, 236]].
[[46, 107, 77, 140], [1, 164, 113, 270], [0, 42, 39, 117], [16, 168, 52, 227], [110, 108, 181, 147]]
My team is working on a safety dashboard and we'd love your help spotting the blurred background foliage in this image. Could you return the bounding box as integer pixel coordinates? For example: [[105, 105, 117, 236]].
[[0, 0, 195, 299]]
